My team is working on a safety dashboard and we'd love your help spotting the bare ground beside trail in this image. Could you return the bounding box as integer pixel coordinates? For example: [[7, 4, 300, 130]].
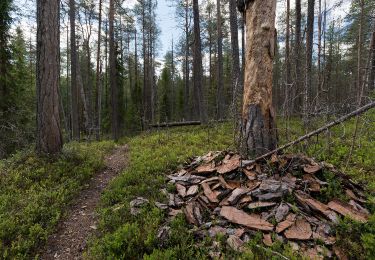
[[39, 145, 128, 260]]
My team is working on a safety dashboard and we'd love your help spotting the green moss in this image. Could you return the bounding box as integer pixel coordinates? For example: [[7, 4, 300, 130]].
[[87, 124, 234, 259], [0, 141, 115, 259]]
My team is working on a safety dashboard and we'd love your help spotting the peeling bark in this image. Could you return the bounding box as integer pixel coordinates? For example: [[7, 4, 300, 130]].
[[241, 0, 278, 156]]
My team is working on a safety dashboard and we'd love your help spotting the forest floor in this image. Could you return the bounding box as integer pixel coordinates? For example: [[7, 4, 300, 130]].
[[39, 145, 128, 260], [0, 115, 374, 259]]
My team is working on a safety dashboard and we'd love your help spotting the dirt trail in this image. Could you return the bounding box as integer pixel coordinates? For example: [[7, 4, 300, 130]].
[[39, 145, 128, 260]]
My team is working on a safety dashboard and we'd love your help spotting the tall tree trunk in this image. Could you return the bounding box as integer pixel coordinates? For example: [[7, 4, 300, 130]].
[[285, 0, 291, 116], [171, 38, 175, 120], [70, 0, 79, 140], [317, 0, 322, 102], [36, 0, 62, 154], [216, 0, 224, 119], [184, 0, 190, 121], [241, 0, 278, 156], [229, 0, 241, 113], [304, 0, 315, 123], [294, 0, 301, 115], [95, 0, 102, 140], [109, 0, 119, 140], [368, 29, 375, 93], [192, 0, 206, 122], [356, 0, 364, 104]]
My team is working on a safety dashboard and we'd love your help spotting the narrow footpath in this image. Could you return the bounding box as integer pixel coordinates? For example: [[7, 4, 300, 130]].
[[40, 145, 128, 260]]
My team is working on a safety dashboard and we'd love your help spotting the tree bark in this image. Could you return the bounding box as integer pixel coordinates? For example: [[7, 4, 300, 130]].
[[69, 0, 80, 140], [241, 0, 278, 156], [368, 30, 375, 93], [192, 0, 207, 122], [285, 0, 291, 116], [184, 0, 190, 121], [294, 0, 302, 114], [109, 0, 119, 140], [216, 0, 224, 119], [36, 0, 63, 154], [304, 0, 315, 122], [317, 0, 322, 100], [95, 0, 102, 140]]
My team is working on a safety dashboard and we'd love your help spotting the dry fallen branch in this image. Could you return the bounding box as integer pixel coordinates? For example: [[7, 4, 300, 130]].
[[149, 121, 201, 128]]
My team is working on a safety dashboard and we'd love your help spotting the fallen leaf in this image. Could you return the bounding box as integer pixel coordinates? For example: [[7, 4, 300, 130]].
[[284, 217, 312, 240], [328, 199, 368, 223], [220, 206, 274, 231]]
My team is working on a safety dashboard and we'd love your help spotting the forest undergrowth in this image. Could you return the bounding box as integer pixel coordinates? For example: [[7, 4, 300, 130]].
[[0, 141, 115, 258], [86, 112, 375, 259], [0, 113, 373, 259]]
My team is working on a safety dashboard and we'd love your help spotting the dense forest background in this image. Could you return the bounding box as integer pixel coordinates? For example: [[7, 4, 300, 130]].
[[0, 0, 374, 158]]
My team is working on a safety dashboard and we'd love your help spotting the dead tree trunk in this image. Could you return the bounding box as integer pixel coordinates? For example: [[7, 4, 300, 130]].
[[241, 0, 278, 156], [36, 0, 63, 154]]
